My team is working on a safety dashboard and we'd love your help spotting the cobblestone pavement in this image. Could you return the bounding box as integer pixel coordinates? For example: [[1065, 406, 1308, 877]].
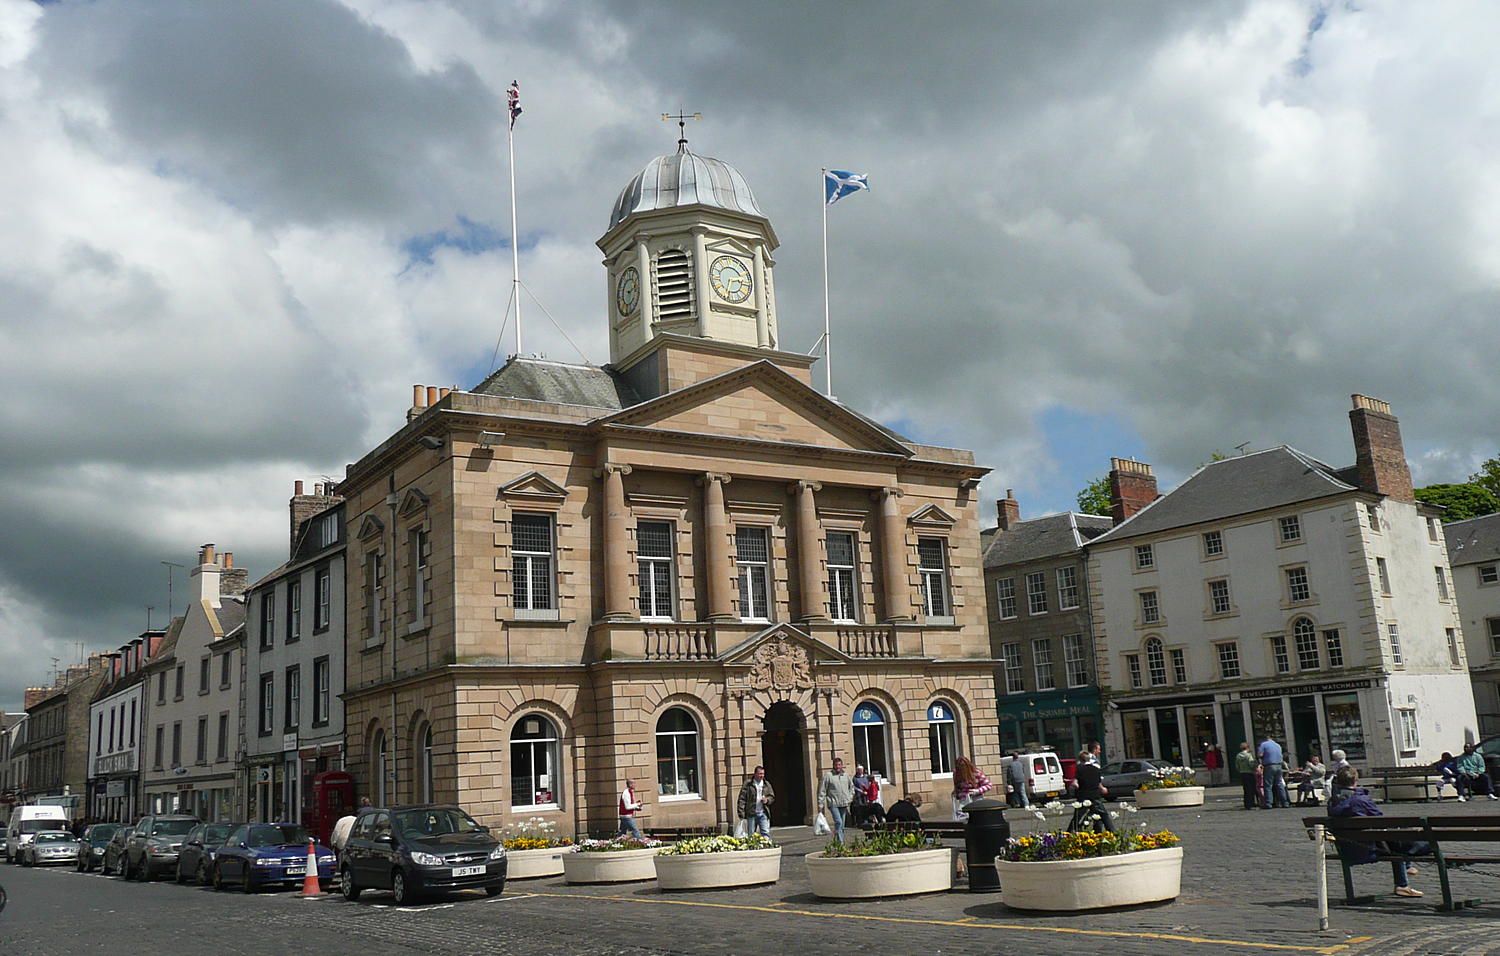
[[4, 790, 1500, 955]]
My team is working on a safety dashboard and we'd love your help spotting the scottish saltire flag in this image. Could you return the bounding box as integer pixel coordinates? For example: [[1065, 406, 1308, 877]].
[[508, 81, 522, 129], [825, 169, 870, 206]]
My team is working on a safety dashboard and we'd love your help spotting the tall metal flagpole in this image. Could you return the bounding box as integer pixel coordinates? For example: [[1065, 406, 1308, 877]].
[[821, 168, 832, 398], [508, 84, 523, 357]]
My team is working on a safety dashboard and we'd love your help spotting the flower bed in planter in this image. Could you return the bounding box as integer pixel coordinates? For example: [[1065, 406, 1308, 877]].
[[500, 817, 574, 878], [998, 829, 1181, 911], [654, 835, 781, 890], [805, 832, 953, 899], [1134, 767, 1205, 807], [562, 837, 670, 884]]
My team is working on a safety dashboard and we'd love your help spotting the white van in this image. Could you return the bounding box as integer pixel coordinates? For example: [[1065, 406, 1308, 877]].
[[1002, 752, 1067, 801], [6, 805, 70, 862]]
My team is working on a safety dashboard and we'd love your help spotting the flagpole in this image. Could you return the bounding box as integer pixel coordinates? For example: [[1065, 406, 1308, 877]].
[[508, 100, 523, 358], [821, 168, 832, 398]]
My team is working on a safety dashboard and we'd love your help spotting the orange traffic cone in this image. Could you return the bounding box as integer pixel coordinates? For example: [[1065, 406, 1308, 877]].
[[301, 840, 321, 897]]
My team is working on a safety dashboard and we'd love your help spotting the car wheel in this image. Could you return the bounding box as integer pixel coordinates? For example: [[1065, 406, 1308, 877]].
[[197, 860, 211, 886], [241, 871, 255, 893], [212, 864, 225, 892], [340, 867, 361, 901], [22, 854, 32, 867], [390, 869, 414, 906], [485, 885, 504, 897], [174, 862, 186, 883]]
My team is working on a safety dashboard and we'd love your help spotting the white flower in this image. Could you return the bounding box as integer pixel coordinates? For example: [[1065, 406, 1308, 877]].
[[1030, 810, 1046, 821], [1123, 804, 1139, 813], [1109, 811, 1119, 819], [1070, 801, 1084, 809], [1043, 800, 1063, 810]]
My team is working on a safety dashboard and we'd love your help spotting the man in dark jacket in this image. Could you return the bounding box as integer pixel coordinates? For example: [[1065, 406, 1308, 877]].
[[736, 766, 775, 838], [886, 794, 923, 824], [1327, 767, 1427, 898], [1068, 750, 1115, 833]]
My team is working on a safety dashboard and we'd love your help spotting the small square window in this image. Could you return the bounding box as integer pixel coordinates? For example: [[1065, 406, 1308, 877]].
[[1324, 628, 1344, 667], [996, 578, 1017, 619], [1202, 530, 1224, 557], [1482, 565, 1500, 586], [1279, 515, 1302, 543], [1134, 545, 1155, 570], [1139, 590, 1160, 625], [1397, 709, 1420, 752], [1366, 504, 1380, 533], [1286, 567, 1311, 604], [1216, 642, 1241, 679], [1208, 579, 1232, 615]]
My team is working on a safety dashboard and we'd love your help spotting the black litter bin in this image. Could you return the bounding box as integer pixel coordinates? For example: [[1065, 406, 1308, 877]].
[[962, 797, 1009, 892]]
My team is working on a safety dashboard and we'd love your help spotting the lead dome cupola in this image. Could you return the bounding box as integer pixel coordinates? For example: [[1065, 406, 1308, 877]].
[[608, 144, 764, 231]]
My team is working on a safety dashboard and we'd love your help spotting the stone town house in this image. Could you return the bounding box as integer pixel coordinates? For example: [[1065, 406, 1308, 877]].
[[1444, 513, 1500, 738], [19, 657, 111, 811], [338, 142, 1001, 834]]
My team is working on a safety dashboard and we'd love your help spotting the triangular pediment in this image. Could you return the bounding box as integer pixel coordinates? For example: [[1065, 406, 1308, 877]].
[[356, 514, 384, 541], [908, 504, 957, 527], [499, 471, 569, 502], [599, 362, 913, 456], [721, 623, 852, 666], [397, 488, 429, 517], [705, 236, 756, 258]]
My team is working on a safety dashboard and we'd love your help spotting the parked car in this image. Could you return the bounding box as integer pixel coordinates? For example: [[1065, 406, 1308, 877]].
[[75, 823, 122, 872], [19, 830, 80, 866], [339, 805, 506, 905], [211, 823, 335, 893], [6, 805, 70, 862], [102, 826, 134, 876], [1099, 758, 1175, 798], [124, 814, 200, 881], [176, 823, 234, 884]]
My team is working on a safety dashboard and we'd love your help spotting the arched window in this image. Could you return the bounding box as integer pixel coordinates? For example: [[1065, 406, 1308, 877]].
[[1292, 617, 1320, 670], [371, 730, 388, 806], [511, 715, 559, 809], [1145, 637, 1167, 686], [655, 708, 700, 798], [927, 701, 958, 776], [852, 702, 889, 779], [419, 724, 434, 804]]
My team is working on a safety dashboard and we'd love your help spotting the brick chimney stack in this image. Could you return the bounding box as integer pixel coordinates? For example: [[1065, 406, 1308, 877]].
[[24, 686, 50, 709], [1108, 458, 1159, 526], [997, 491, 1021, 531], [290, 479, 343, 551], [1349, 394, 1414, 503]]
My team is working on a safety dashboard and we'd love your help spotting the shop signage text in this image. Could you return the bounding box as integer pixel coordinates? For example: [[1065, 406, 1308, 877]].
[[1239, 679, 1371, 700]]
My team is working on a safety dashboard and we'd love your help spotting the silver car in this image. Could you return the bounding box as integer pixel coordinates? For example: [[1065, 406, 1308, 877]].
[[19, 830, 80, 866], [1099, 759, 1175, 799]]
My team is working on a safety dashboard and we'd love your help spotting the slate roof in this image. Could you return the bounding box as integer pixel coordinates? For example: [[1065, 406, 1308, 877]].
[[1444, 512, 1500, 568], [983, 512, 1114, 569], [472, 358, 641, 410], [1090, 446, 1358, 544]]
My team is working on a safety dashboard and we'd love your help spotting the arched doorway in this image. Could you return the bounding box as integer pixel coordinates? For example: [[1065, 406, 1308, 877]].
[[761, 701, 807, 826]]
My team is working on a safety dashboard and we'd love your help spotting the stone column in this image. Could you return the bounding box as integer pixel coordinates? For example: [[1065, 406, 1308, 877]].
[[876, 487, 911, 623], [792, 481, 826, 622], [753, 246, 770, 347], [690, 226, 709, 332], [597, 463, 634, 621], [699, 473, 734, 621]]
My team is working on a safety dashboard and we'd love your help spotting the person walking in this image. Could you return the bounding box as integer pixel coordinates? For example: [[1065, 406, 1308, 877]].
[[952, 756, 993, 821], [1005, 753, 1030, 809], [1234, 741, 1258, 810], [1203, 743, 1223, 786], [1455, 743, 1498, 801], [817, 758, 855, 842], [1068, 749, 1116, 833], [736, 766, 775, 838], [618, 779, 644, 838], [851, 765, 872, 826], [1259, 735, 1290, 808]]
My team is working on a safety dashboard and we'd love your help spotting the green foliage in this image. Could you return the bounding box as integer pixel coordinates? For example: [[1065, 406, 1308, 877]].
[[1470, 457, 1500, 501], [820, 831, 941, 858], [1076, 475, 1111, 517], [1414, 483, 1500, 522], [657, 834, 775, 855]]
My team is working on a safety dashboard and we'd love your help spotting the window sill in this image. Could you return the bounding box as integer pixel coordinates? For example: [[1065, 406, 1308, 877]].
[[923, 616, 957, 627], [514, 803, 560, 812], [658, 793, 702, 803], [515, 609, 561, 622], [1276, 539, 1304, 549], [1027, 611, 1049, 618], [404, 620, 429, 639], [198, 689, 210, 696], [314, 624, 330, 635], [286, 637, 301, 645], [1135, 619, 1165, 630], [1203, 610, 1238, 621], [932, 772, 953, 780], [1059, 604, 1081, 612], [311, 720, 329, 729], [361, 640, 385, 654], [998, 614, 1018, 622], [219, 683, 231, 691]]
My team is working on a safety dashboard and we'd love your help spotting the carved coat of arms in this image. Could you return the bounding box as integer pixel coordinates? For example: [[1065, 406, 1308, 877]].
[[748, 638, 814, 692]]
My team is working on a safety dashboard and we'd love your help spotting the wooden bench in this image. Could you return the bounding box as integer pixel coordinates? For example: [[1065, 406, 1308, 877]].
[[861, 820, 966, 841], [1367, 766, 1446, 802], [642, 826, 716, 839], [1304, 814, 1500, 912]]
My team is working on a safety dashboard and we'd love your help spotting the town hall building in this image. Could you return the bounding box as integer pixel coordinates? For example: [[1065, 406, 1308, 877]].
[[335, 139, 1001, 833]]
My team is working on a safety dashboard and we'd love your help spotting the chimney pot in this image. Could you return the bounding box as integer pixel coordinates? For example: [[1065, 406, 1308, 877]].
[[294, 479, 304, 495], [200, 543, 216, 565], [413, 384, 425, 407], [439, 387, 451, 399], [426, 386, 439, 406], [223, 551, 233, 569]]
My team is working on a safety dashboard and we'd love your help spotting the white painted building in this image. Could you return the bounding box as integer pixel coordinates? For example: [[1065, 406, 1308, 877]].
[[85, 634, 153, 822], [1089, 396, 1478, 769], [1445, 513, 1500, 739]]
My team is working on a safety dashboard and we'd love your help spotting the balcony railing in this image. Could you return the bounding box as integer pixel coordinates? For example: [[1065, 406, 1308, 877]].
[[644, 625, 716, 660], [834, 626, 898, 658], [589, 621, 917, 662]]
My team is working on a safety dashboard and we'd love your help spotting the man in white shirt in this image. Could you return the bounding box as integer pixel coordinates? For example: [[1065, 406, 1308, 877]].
[[618, 779, 643, 838]]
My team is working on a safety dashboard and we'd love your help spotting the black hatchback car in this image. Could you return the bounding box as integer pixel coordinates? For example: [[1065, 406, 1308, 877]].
[[339, 805, 506, 905]]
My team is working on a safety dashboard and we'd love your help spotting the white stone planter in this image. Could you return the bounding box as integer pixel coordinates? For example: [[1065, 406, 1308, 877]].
[[1133, 786, 1205, 808], [505, 846, 569, 879], [562, 847, 660, 884], [805, 848, 953, 899], [998, 846, 1183, 911], [654, 847, 782, 890]]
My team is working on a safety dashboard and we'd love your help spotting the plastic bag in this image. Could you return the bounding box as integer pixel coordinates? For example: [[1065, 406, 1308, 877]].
[[734, 818, 751, 838], [813, 811, 830, 836]]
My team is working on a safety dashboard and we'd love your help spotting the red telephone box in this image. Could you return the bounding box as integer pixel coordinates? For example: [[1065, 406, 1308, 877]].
[[309, 771, 355, 845]]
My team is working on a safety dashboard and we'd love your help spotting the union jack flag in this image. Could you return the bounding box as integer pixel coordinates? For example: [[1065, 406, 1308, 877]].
[[508, 81, 522, 130]]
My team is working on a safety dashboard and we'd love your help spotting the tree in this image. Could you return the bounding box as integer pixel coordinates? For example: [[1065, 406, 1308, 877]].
[[1077, 475, 1111, 516], [1413, 483, 1500, 522], [1471, 455, 1500, 501]]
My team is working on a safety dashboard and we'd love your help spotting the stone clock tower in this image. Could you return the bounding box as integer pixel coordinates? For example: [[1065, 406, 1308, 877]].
[[598, 139, 781, 365]]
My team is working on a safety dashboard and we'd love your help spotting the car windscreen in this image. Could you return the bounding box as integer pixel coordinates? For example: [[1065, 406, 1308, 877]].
[[150, 819, 197, 837], [90, 825, 121, 841], [203, 825, 232, 844], [20, 820, 66, 834], [394, 809, 484, 838], [35, 832, 75, 844], [247, 825, 310, 847]]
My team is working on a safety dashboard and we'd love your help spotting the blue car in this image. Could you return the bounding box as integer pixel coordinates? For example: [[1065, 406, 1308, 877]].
[[211, 823, 336, 893]]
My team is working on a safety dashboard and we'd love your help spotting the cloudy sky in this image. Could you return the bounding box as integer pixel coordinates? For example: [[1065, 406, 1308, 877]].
[[2, 0, 1498, 710]]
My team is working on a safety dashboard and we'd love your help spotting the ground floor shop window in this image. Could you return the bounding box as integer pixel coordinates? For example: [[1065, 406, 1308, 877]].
[[927, 702, 957, 776], [1323, 693, 1365, 761], [852, 702, 889, 779], [1250, 700, 1286, 745], [1183, 705, 1217, 766], [655, 708, 700, 798], [511, 715, 560, 809], [1122, 711, 1152, 759]]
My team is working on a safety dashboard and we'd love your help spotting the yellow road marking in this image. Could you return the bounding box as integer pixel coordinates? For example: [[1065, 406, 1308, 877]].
[[524, 891, 1364, 954]]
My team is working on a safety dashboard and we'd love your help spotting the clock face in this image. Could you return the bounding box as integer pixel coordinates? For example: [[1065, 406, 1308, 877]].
[[616, 266, 640, 316], [709, 255, 753, 304]]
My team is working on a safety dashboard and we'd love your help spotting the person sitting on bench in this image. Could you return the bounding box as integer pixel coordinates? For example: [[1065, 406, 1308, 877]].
[[1328, 766, 1430, 898], [886, 793, 923, 824], [1455, 744, 1498, 802]]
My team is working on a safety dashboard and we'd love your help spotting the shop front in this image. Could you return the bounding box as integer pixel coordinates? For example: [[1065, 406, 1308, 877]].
[[997, 690, 1103, 760]]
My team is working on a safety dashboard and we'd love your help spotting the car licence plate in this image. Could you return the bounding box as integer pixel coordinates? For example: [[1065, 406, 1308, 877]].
[[285, 866, 305, 875], [452, 865, 485, 877]]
